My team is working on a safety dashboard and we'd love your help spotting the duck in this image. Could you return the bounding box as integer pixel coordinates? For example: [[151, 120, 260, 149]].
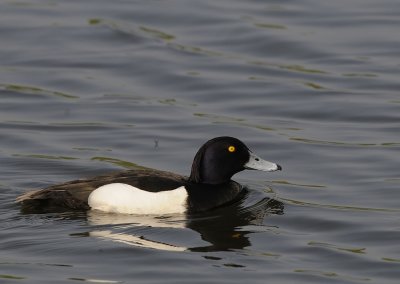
[[17, 136, 282, 214]]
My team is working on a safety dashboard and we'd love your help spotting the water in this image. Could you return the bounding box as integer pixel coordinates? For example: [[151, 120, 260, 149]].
[[1, 0, 400, 283]]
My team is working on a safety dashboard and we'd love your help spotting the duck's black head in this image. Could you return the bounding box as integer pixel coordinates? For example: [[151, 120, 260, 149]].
[[189, 136, 281, 185]]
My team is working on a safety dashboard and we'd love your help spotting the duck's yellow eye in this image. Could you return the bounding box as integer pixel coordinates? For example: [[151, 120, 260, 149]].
[[228, 146, 236, 153]]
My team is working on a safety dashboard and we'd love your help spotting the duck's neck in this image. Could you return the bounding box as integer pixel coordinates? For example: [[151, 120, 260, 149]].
[[188, 173, 231, 185], [188, 161, 234, 184]]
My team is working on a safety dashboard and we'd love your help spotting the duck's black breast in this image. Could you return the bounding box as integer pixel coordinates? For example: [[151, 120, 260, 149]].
[[185, 181, 244, 213], [18, 169, 187, 213]]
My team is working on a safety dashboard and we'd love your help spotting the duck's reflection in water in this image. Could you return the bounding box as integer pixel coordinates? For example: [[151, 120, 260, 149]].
[[85, 189, 284, 252]]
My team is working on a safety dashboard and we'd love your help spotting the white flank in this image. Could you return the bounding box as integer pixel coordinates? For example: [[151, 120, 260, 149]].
[[88, 183, 187, 215]]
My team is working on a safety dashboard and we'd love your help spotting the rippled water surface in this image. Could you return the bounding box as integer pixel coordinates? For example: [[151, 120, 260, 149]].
[[1, 0, 400, 283]]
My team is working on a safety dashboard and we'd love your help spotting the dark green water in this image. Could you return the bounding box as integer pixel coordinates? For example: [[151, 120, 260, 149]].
[[1, 0, 399, 283]]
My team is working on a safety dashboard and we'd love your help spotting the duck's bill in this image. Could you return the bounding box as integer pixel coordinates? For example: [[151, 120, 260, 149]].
[[245, 152, 282, 172]]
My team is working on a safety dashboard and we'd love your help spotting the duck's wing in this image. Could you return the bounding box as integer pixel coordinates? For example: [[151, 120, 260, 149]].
[[17, 169, 187, 213]]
